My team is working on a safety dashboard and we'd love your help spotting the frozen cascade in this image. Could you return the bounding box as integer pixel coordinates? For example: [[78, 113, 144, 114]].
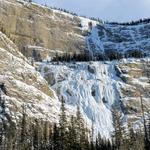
[[39, 61, 123, 138]]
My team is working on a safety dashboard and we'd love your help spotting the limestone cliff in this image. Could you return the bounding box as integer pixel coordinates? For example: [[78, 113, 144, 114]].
[[0, 0, 86, 59], [0, 31, 60, 122]]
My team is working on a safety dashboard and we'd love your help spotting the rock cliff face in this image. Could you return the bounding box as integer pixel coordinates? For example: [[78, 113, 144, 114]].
[[1, 0, 150, 60], [0, 0, 86, 59], [0, 31, 60, 123]]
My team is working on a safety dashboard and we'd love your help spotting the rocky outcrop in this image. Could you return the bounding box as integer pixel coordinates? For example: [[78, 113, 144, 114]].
[[117, 59, 150, 124], [0, 31, 60, 122], [0, 0, 86, 59], [1, 0, 150, 62]]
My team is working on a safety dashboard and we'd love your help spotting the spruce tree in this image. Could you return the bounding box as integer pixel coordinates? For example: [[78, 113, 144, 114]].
[[112, 109, 126, 150], [75, 105, 90, 150], [53, 123, 60, 150], [33, 119, 40, 150], [59, 97, 68, 150], [68, 115, 78, 150]]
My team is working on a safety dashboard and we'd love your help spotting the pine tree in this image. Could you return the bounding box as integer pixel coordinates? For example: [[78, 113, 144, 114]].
[[52, 123, 60, 150], [42, 120, 50, 149], [75, 105, 82, 149], [68, 115, 78, 150], [127, 127, 144, 150], [90, 120, 95, 150], [75, 105, 90, 150], [112, 109, 126, 150], [139, 94, 150, 150], [33, 119, 40, 150], [59, 97, 68, 150]]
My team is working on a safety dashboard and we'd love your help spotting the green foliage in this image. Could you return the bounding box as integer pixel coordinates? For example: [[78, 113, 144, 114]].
[[0, 92, 149, 149]]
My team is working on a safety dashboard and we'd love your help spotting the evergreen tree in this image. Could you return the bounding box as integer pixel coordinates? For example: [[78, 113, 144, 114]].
[[140, 94, 150, 150], [90, 120, 95, 150], [112, 109, 126, 150], [42, 120, 50, 149], [68, 115, 78, 150], [59, 97, 68, 150], [75, 105, 90, 150], [33, 119, 40, 150], [52, 123, 60, 150]]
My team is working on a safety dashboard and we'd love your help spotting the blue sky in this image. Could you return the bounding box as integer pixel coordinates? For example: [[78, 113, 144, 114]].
[[34, 0, 150, 22]]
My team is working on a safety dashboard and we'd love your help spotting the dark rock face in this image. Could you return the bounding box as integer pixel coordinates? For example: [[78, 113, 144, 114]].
[[88, 65, 96, 74], [44, 72, 56, 86]]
